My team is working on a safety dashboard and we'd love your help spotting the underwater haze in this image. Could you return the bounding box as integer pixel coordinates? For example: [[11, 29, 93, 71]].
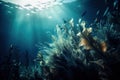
[[0, 0, 120, 80], [0, 0, 105, 57], [0, 0, 105, 56]]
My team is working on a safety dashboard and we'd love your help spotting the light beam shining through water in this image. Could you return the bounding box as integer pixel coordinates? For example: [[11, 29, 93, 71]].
[[0, 0, 79, 51]]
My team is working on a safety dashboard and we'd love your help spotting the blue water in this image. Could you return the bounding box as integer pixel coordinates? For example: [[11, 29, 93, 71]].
[[1, 0, 120, 80], [0, 0, 106, 55]]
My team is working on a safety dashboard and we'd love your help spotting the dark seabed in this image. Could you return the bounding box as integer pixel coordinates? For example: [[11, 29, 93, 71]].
[[0, 0, 120, 80]]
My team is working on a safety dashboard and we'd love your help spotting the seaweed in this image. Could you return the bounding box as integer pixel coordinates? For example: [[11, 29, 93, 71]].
[[36, 5, 120, 80], [0, 45, 20, 80], [0, 1, 120, 80]]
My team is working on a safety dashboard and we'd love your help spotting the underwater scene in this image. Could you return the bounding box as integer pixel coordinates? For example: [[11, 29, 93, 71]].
[[0, 0, 120, 80]]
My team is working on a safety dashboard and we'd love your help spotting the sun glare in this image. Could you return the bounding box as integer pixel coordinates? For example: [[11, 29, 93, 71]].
[[1, 0, 77, 11], [1, 0, 61, 11], [20, 0, 54, 5], [18, 0, 56, 10]]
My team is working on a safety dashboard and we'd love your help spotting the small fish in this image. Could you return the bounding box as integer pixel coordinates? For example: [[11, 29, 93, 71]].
[[81, 11, 87, 17], [103, 7, 109, 17], [96, 10, 100, 16], [10, 44, 13, 50], [113, 0, 119, 9], [114, 0, 118, 7], [94, 18, 98, 23], [78, 18, 82, 23]]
